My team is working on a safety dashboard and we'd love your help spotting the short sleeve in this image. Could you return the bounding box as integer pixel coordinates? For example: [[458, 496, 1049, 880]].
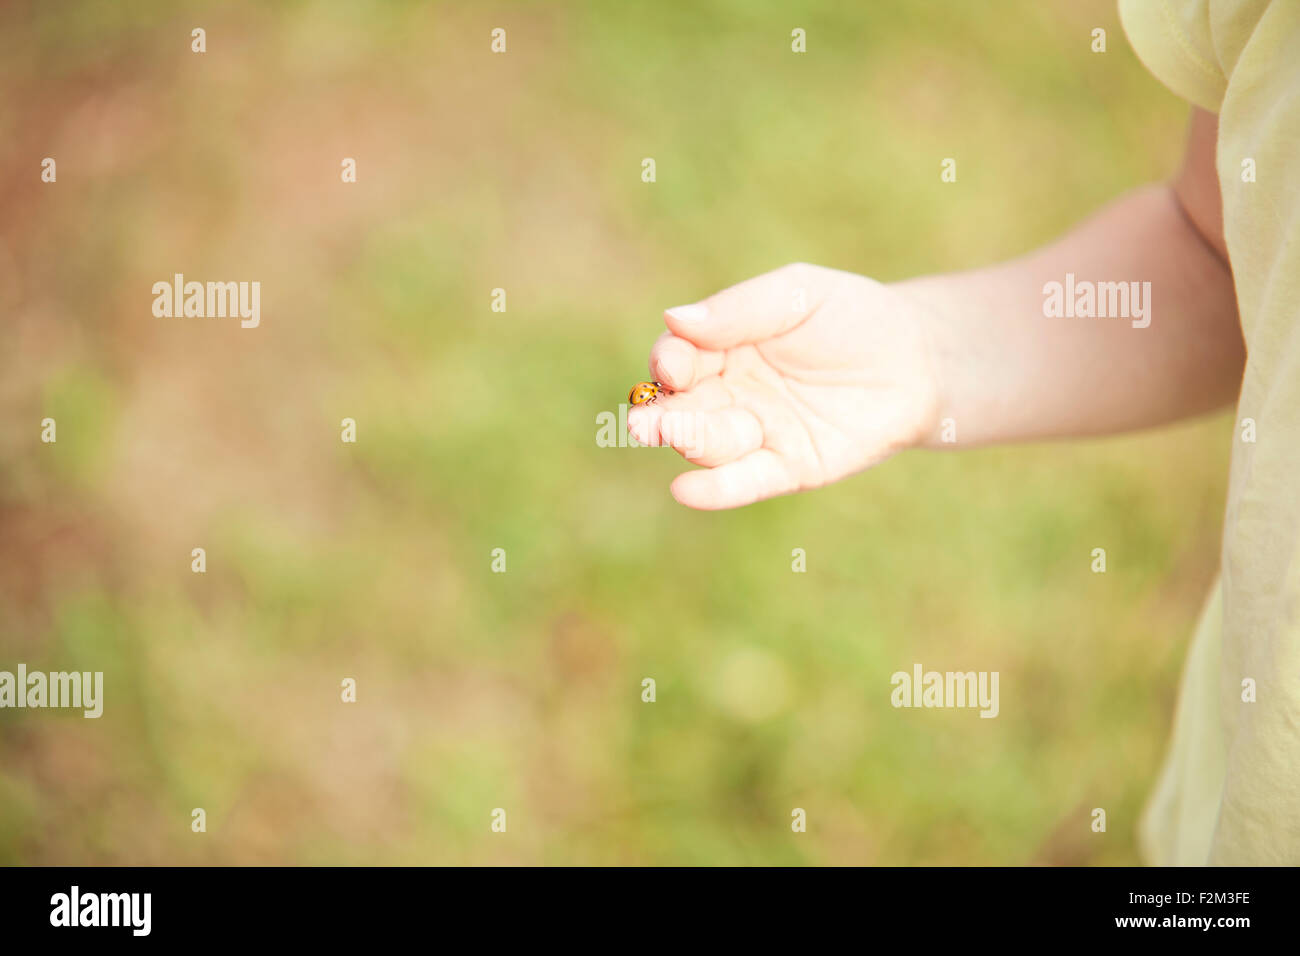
[[1118, 0, 1227, 112]]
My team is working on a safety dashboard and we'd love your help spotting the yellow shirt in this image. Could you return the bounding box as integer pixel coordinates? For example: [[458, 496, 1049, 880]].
[[1120, 0, 1300, 865]]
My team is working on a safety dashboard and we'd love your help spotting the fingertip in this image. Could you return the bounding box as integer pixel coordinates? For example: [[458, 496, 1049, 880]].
[[670, 449, 793, 510], [662, 303, 713, 347], [669, 471, 703, 508], [627, 405, 655, 446], [650, 336, 695, 390], [670, 470, 724, 511]]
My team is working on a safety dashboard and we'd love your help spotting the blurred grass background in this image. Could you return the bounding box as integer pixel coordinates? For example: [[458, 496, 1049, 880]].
[[0, 0, 1228, 864]]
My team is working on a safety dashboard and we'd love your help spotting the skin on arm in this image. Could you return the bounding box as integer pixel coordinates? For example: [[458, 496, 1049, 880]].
[[907, 108, 1240, 447], [631, 108, 1243, 509]]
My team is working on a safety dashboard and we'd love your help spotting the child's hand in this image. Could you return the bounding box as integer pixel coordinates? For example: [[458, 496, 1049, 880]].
[[628, 263, 942, 510]]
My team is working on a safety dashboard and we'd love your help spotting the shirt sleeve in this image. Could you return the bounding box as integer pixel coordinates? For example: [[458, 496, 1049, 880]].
[[1118, 0, 1227, 112]]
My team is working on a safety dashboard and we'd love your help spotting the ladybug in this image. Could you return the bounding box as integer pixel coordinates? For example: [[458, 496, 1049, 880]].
[[628, 380, 668, 406]]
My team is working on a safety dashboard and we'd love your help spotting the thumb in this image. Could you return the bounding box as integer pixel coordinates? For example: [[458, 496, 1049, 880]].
[[663, 262, 837, 351]]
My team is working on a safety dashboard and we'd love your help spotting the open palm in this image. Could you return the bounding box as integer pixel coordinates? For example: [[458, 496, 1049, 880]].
[[628, 263, 943, 510]]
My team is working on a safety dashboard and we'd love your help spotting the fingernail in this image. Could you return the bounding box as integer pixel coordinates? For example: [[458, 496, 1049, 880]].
[[666, 303, 708, 322]]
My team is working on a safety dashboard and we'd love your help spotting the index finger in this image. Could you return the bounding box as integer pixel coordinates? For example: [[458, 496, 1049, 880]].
[[662, 262, 837, 351]]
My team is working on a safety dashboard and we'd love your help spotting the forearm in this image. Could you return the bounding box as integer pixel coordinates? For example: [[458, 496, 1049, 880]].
[[900, 184, 1243, 448]]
